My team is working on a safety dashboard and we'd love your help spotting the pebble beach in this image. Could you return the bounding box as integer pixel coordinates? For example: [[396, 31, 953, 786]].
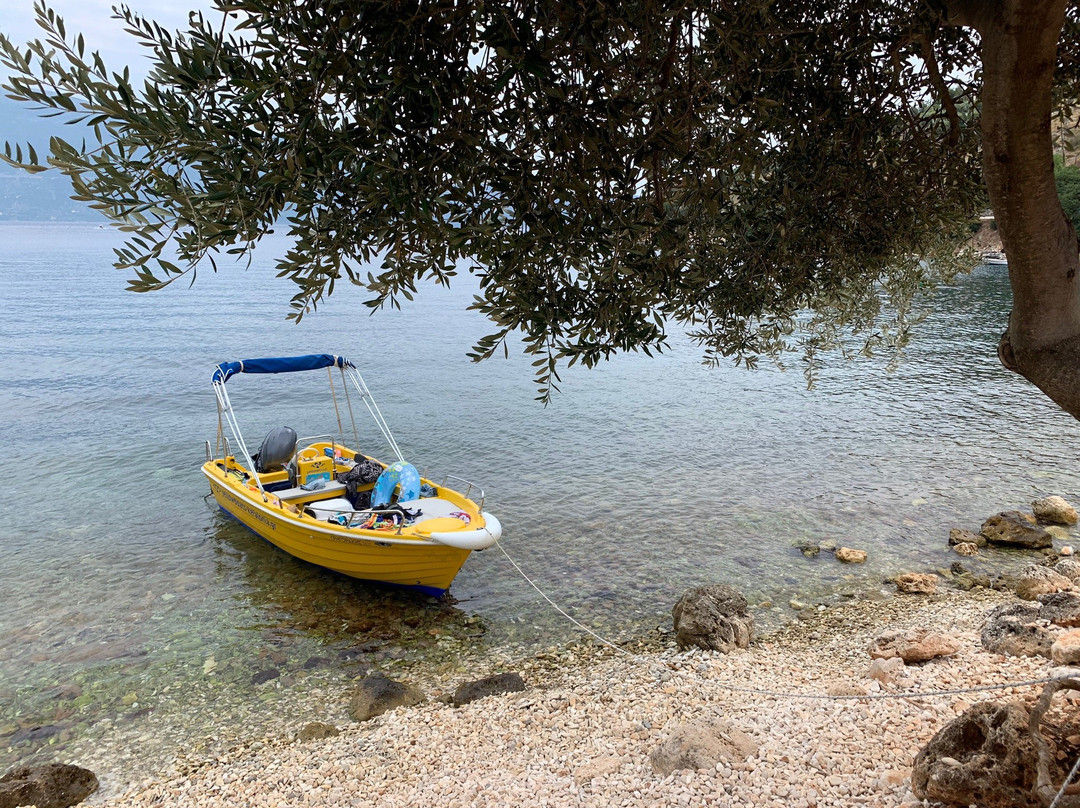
[[74, 586, 1068, 808]]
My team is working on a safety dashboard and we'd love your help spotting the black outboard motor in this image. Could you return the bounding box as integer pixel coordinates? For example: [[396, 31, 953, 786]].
[[253, 426, 298, 473]]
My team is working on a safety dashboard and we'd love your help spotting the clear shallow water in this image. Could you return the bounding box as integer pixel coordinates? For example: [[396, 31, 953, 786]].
[[2, 222, 1080, 772]]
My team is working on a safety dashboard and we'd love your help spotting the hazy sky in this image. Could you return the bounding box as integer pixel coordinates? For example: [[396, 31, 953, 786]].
[[0, 1, 218, 145], [0, 1, 215, 74]]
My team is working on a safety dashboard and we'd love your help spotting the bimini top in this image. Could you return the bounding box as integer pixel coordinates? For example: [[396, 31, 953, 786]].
[[212, 354, 354, 385]]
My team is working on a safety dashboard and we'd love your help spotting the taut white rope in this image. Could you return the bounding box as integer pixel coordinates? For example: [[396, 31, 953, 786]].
[[494, 536, 1076, 703]]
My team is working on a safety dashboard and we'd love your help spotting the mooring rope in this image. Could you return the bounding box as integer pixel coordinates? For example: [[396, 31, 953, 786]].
[[493, 536, 1076, 703]]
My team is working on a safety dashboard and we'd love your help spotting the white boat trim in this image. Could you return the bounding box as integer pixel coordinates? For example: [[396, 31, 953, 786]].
[[427, 512, 502, 550]]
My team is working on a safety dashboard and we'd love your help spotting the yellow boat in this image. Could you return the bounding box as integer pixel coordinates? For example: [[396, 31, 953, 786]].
[[202, 354, 501, 597]]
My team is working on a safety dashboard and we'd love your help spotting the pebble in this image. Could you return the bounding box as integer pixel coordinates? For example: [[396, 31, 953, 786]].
[[73, 589, 1050, 808]]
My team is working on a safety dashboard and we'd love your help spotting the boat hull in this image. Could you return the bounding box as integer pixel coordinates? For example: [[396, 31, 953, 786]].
[[206, 472, 474, 597]]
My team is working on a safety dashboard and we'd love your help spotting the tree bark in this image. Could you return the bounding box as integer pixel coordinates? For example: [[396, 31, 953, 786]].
[[974, 0, 1080, 419]]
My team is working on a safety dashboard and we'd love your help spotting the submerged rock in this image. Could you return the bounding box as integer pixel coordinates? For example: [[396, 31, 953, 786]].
[[451, 672, 527, 706], [835, 547, 867, 563], [0, 763, 98, 808], [980, 511, 1052, 549], [250, 668, 280, 686], [671, 585, 755, 653]]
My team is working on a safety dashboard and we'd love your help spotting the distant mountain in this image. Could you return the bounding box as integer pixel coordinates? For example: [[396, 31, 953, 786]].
[[0, 98, 100, 222]]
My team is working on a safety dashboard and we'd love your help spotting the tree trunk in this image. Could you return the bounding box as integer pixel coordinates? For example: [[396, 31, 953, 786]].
[[975, 0, 1080, 419]]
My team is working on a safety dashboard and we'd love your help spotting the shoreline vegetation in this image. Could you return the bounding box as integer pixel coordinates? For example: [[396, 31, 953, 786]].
[[62, 584, 1071, 808]]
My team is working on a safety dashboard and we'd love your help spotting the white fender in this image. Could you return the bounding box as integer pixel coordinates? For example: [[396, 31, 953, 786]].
[[426, 511, 501, 550]]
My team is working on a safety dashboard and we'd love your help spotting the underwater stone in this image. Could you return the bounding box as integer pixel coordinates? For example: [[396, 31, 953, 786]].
[[250, 668, 280, 686]]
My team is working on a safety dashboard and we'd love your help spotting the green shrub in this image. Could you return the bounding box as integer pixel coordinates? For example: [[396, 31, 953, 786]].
[[1056, 163, 1080, 233]]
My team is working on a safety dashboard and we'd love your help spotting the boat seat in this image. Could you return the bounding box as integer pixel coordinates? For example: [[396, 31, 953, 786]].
[[275, 481, 347, 503]]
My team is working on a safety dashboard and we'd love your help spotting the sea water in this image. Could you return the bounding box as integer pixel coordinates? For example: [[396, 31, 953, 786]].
[[2, 222, 1078, 773]]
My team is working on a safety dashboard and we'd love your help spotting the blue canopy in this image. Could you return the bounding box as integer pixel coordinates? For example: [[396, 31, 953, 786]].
[[212, 354, 354, 384]]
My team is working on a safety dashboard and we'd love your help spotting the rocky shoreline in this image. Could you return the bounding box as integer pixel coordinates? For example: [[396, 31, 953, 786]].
[[34, 583, 1068, 808], [9, 495, 1080, 807]]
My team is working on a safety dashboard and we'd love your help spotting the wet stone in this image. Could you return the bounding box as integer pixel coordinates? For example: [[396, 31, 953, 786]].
[[451, 672, 527, 707], [348, 675, 423, 722], [980, 511, 1053, 550], [0, 762, 98, 808], [949, 528, 987, 548]]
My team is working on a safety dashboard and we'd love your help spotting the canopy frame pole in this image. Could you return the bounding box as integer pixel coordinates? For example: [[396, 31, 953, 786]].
[[339, 365, 361, 451], [327, 366, 346, 443], [212, 376, 265, 495], [344, 366, 405, 462]]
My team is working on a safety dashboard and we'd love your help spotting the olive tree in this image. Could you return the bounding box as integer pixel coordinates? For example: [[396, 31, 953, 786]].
[[2, 0, 1078, 409]]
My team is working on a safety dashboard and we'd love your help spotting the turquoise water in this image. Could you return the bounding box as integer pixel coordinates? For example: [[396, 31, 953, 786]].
[[2, 222, 1079, 773]]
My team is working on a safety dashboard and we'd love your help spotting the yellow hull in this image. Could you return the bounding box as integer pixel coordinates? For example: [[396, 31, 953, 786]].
[[204, 459, 476, 596]]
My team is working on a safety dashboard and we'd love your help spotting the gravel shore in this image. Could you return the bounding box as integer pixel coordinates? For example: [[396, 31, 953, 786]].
[[79, 587, 1066, 808]]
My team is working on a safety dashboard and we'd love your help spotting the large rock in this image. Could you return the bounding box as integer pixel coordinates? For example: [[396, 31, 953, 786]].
[[1038, 590, 1080, 627], [672, 585, 755, 652], [347, 675, 423, 722], [0, 763, 98, 808], [451, 672, 526, 706], [911, 701, 1042, 808], [868, 629, 959, 662], [980, 603, 1055, 658], [894, 573, 938, 595], [1051, 629, 1080, 665], [1012, 564, 1073, 601], [1032, 495, 1079, 526], [1054, 558, 1080, 582], [649, 721, 758, 775], [980, 511, 1053, 549]]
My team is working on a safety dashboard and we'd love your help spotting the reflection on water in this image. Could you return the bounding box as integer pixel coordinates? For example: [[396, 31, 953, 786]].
[[208, 512, 485, 660], [2, 226, 1079, 775]]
